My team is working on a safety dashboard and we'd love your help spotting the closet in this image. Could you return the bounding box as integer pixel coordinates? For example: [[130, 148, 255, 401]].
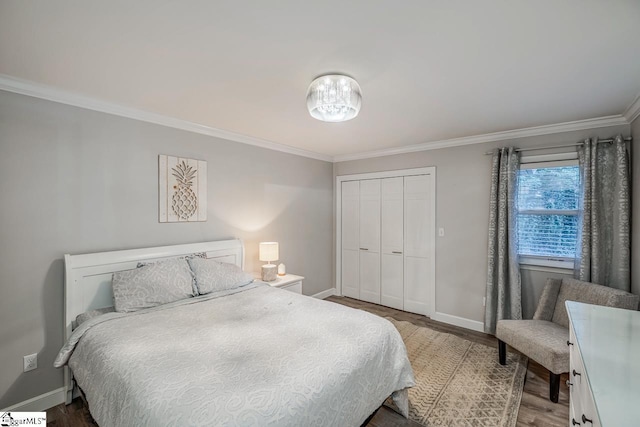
[[339, 169, 434, 316]]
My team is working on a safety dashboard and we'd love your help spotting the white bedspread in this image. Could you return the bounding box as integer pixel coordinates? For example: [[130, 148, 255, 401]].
[[55, 283, 415, 427]]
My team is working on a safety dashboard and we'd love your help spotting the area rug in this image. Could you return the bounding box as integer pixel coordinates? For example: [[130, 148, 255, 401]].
[[385, 318, 527, 427]]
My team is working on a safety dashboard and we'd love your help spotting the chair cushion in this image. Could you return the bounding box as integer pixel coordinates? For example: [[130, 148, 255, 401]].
[[552, 278, 640, 328], [496, 319, 569, 374]]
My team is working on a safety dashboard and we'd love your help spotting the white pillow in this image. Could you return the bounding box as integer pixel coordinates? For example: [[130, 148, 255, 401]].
[[112, 258, 196, 312], [187, 257, 253, 295]]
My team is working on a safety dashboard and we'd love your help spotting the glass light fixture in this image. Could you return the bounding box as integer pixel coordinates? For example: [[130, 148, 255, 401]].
[[306, 74, 362, 122]]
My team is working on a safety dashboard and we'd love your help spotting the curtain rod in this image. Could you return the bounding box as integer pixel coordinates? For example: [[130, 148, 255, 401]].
[[483, 137, 632, 155]]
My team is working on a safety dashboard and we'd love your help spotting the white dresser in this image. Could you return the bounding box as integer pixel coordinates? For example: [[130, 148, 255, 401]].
[[566, 301, 640, 426]]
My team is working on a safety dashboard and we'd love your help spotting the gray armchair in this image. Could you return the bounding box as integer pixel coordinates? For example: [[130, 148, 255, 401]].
[[496, 277, 639, 402]]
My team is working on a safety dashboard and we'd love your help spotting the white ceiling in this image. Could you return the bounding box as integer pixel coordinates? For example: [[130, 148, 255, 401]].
[[1, 1, 640, 159]]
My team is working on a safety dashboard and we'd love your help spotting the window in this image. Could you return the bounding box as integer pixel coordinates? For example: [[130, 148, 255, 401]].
[[517, 156, 580, 269]]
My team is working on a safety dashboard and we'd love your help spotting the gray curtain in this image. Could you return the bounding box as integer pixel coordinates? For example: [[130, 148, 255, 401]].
[[575, 135, 631, 291], [485, 147, 522, 335]]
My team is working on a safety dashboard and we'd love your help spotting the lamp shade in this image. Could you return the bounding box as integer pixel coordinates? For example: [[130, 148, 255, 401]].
[[259, 242, 279, 263]]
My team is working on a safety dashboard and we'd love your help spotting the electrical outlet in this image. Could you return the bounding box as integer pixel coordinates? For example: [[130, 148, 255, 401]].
[[23, 353, 37, 372]]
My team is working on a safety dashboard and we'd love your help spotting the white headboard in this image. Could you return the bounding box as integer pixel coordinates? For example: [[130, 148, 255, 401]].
[[64, 238, 244, 334], [63, 238, 244, 402]]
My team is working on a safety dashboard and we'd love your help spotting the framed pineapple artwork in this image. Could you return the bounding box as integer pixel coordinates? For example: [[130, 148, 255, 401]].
[[159, 155, 207, 222]]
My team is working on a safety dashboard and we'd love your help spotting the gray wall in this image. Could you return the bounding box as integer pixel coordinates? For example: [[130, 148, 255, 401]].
[[632, 115, 640, 296], [0, 90, 333, 408], [334, 124, 630, 324]]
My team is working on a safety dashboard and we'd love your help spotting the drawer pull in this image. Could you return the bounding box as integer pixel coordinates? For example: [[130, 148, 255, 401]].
[[572, 369, 581, 377], [392, 251, 403, 254], [567, 340, 574, 346], [572, 418, 581, 426], [581, 414, 593, 424], [359, 248, 369, 251]]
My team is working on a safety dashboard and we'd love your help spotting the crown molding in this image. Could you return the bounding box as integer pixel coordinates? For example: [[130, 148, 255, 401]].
[[623, 91, 640, 123], [1, 74, 636, 164], [0, 74, 333, 163], [333, 115, 629, 162]]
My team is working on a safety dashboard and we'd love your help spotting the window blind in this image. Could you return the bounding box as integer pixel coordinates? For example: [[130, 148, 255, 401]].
[[517, 165, 580, 258]]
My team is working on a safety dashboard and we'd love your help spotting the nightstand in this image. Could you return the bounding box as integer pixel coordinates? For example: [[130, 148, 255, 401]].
[[267, 274, 304, 294]]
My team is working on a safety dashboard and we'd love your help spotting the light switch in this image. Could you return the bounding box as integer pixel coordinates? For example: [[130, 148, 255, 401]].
[[438, 227, 445, 237]]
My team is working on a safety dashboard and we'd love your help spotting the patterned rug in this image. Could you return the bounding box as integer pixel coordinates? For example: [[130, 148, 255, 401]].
[[385, 318, 527, 427]]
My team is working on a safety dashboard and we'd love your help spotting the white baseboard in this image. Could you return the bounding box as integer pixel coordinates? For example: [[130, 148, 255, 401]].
[[431, 312, 485, 333], [1, 387, 66, 412], [311, 288, 336, 299]]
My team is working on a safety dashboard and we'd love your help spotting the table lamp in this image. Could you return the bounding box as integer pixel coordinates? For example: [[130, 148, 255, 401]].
[[259, 242, 279, 281]]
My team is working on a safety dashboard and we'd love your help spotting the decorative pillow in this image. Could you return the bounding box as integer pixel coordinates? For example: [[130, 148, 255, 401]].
[[137, 253, 204, 296], [113, 258, 196, 312], [187, 257, 254, 295]]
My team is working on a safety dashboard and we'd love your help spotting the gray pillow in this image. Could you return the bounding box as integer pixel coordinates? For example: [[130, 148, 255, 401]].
[[113, 258, 196, 313], [137, 254, 203, 296], [187, 257, 254, 295]]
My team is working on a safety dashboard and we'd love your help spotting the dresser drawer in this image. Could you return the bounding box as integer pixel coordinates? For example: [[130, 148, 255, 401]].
[[569, 356, 583, 426], [569, 329, 585, 390], [267, 274, 304, 295], [570, 398, 582, 427], [578, 386, 601, 427], [571, 367, 600, 426], [280, 281, 302, 294]]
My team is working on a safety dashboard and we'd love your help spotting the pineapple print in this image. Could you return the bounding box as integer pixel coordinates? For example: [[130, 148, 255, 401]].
[[171, 160, 198, 220]]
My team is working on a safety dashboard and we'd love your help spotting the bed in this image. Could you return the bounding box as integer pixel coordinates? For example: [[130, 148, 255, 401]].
[[55, 239, 415, 427]]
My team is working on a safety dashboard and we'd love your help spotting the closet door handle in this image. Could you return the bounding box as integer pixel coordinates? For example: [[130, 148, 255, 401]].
[[359, 248, 368, 251], [567, 340, 573, 346], [581, 414, 592, 424], [392, 251, 403, 254], [572, 369, 581, 377], [571, 418, 581, 425]]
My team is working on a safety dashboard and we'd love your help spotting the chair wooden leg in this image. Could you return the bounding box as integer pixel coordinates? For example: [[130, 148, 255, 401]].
[[498, 340, 506, 365], [549, 371, 560, 403]]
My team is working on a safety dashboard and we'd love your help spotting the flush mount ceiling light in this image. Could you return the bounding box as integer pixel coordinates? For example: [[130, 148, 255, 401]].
[[306, 74, 362, 122]]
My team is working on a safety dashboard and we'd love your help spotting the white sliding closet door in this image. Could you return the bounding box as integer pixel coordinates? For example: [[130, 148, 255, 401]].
[[381, 177, 404, 310], [404, 174, 433, 316], [359, 179, 381, 304], [341, 181, 360, 299]]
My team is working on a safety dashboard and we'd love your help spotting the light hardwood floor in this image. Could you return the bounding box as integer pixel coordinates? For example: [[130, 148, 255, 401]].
[[46, 296, 569, 427]]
